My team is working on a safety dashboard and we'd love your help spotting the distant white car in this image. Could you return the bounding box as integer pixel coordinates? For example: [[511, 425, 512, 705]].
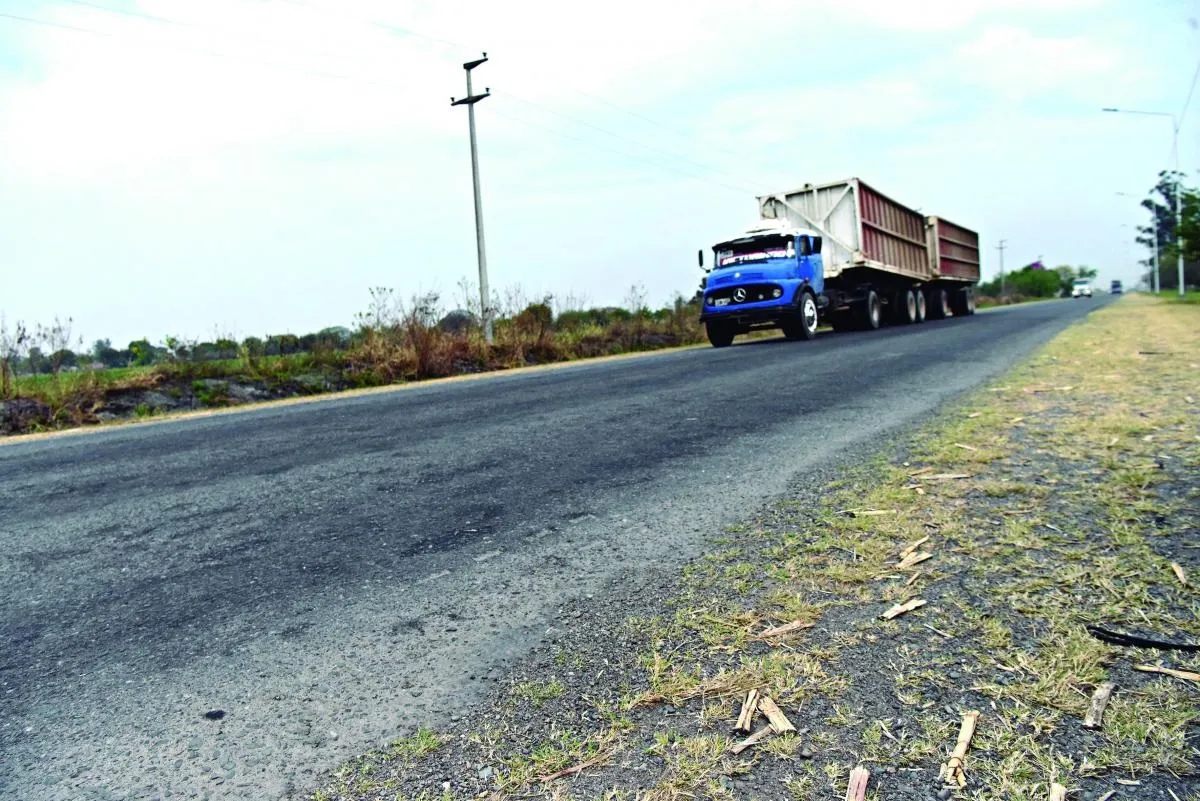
[[1071, 279, 1093, 298]]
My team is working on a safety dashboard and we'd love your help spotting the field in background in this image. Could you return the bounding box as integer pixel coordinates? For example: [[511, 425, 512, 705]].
[[1, 291, 706, 435]]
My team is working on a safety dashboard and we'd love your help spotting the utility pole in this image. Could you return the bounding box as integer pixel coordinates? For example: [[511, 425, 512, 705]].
[[996, 239, 1007, 295], [1101, 107, 1185, 296], [451, 54, 493, 343]]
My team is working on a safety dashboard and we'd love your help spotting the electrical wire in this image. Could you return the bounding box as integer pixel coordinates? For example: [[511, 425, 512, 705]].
[[487, 106, 750, 197], [2, 4, 765, 194], [56, 0, 405, 70], [493, 90, 763, 194], [0, 9, 408, 89]]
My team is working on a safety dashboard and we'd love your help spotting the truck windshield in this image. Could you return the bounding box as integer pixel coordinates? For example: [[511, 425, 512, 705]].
[[714, 235, 794, 268]]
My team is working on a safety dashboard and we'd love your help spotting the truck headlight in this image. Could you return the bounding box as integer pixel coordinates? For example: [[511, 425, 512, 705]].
[[773, 288, 782, 298]]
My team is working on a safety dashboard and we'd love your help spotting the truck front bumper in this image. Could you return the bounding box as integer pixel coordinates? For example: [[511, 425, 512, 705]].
[[699, 282, 806, 325]]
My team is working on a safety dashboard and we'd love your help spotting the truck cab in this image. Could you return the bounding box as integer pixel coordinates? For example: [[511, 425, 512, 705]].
[[699, 220, 825, 347], [1071, 279, 1093, 298]]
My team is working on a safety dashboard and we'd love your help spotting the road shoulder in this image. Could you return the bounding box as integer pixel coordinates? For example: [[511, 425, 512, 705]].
[[309, 296, 1198, 801]]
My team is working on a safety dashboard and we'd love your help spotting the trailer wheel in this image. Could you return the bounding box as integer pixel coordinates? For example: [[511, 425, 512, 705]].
[[705, 321, 735, 348], [782, 291, 819, 340], [856, 290, 882, 331], [964, 288, 976, 315], [895, 290, 918, 325], [928, 288, 949, 320], [951, 287, 976, 316], [914, 290, 927, 323]]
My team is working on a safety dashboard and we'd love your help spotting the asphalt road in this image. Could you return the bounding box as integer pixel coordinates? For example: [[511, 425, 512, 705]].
[[0, 297, 1111, 800]]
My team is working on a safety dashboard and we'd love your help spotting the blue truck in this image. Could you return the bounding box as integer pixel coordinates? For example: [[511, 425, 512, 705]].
[[698, 178, 981, 348]]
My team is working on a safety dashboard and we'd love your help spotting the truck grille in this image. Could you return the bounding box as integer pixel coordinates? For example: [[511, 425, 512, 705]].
[[706, 283, 784, 306]]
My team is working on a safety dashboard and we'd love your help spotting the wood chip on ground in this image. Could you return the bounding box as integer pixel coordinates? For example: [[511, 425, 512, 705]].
[[1083, 682, 1116, 729], [941, 710, 980, 788], [539, 752, 611, 782], [881, 598, 927, 620], [844, 767, 870, 801], [1134, 664, 1200, 683], [757, 695, 796, 734], [1170, 562, 1188, 587], [897, 551, 933, 570], [1049, 783, 1067, 801], [729, 725, 773, 755], [898, 536, 930, 559], [735, 689, 759, 733], [753, 620, 815, 641], [954, 443, 978, 451]]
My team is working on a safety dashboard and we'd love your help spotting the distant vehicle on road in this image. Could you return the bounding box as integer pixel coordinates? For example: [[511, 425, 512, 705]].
[[698, 178, 979, 348], [1110, 280, 1123, 294], [1071, 279, 1093, 298]]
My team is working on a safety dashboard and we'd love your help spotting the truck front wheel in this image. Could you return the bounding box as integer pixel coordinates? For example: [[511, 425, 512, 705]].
[[705, 321, 735, 348], [781, 292, 819, 341]]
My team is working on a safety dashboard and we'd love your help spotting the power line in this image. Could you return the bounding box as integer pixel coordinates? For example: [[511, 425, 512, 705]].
[[270, 0, 762, 178], [0, 9, 407, 90], [272, 0, 470, 54], [488, 106, 750, 196], [1179, 56, 1200, 126], [57, 0, 418, 74], [494, 90, 763, 194]]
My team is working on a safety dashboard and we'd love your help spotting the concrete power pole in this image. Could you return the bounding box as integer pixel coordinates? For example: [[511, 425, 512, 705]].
[[451, 54, 493, 343], [996, 239, 1007, 295]]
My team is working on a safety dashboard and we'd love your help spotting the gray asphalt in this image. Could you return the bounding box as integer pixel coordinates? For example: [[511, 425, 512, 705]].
[[0, 297, 1111, 800]]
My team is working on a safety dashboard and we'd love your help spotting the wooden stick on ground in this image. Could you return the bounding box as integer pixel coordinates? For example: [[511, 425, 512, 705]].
[[1083, 682, 1116, 729], [882, 598, 927, 620], [845, 766, 870, 801], [899, 536, 930, 560], [753, 620, 815, 641], [735, 689, 760, 734], [539, 751, 611, 782], [925, 473, 973, 481], [897, 551, 933, 570], [941, 710, 981, 788], [1049, 783, 1067, 801], [729, 725, 773, 755], [757, 695, 796, 734], [1170, 562, 1189, 587], [1134, 664, 1200, 683]]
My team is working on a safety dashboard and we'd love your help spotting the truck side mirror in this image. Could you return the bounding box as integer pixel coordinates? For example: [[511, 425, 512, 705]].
[[698, 249, 704, 269]]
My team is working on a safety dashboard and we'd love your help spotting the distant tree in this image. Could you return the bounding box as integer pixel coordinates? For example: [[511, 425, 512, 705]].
[[37, 316, 81, 374], [129, 339, 155, 367], [1137, 171, 1200, 290], [241, 336, 265, 358], [92, 338, 123, 368], [1, 315, 32, 397], [50, 349, 78, 371], [298, 333, 318, 353], [213, 338, 239, 360], [27, 346, 48, 375]]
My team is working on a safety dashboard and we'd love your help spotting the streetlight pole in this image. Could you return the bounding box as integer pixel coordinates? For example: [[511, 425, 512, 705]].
[[1102, 108, 1185, 297], [452, 54, 493, 343], [1117, 191, 1159, 293]]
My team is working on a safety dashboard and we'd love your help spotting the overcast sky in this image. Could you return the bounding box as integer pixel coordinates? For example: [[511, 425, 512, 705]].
[[1, 0, 1197, 347]]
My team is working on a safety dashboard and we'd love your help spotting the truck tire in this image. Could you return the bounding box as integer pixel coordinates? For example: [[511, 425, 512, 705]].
[[895, 289, 918, 325], [951, 287, 976, 316], [928, 287, 949, 320], [706, 321, 735, 348], [782, 291, 819, 340], [856, 290, 882, 331], [914, 290, 927, 323]]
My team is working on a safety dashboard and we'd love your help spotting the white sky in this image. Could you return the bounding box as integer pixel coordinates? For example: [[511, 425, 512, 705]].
[[1, 0, 1197, 347]]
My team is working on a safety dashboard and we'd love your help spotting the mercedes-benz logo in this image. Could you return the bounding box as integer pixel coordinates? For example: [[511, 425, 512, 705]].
[[732, 288, 747, 303]]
